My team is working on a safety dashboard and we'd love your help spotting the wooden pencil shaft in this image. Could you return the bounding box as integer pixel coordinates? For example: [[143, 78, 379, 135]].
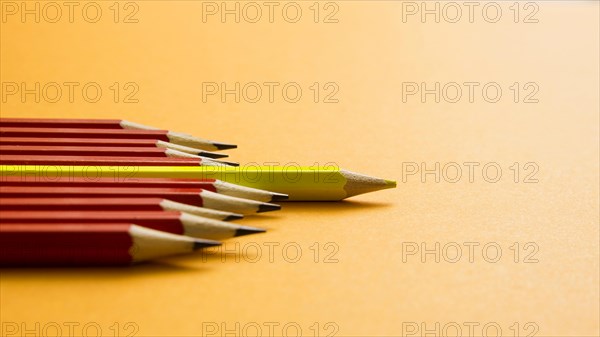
[[0, 126, 172, 141], [0, 198, 243, 221], [0, 185, 274, 213], [0, 155, 208, 166], [0, 165, 396, 200], [0, 176, 217, 190], [0, 186, 209, 206], [0, 137, 228, 158], [0, 118, 124, 129], [0, 223, 215, 265], [0, 125, 236, 151], [0, 223, 135, 265], [0, 210, 188, 233], [0, 145, 184, 157], [0, 176, 282, 202], [0, 197, 170, 211], [0, 136, 160, 146], [0, 210, 251, 239]]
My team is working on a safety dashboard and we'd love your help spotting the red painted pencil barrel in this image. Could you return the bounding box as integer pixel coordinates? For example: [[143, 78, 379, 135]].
[[0, 118, 124, 129], [0, 177, 218, 192], [0, 211, 189, 235], [0, 197, 171, 212], [0, 145, 177, 157], [0, 127, 171, 141], [0, 137, 164, 148], [0, 224, 134, 266], [0, 155, 202, 166], [0, 186, 207, 206]]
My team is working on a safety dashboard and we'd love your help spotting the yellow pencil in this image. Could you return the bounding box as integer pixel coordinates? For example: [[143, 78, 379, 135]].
[[0, 165, 396, 201]]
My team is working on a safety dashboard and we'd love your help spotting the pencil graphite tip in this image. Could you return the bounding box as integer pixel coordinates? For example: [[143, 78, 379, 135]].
[[385, 179, 397, 188], [193, 239, 222, 250], [234, 226, 267, 237], [270, 193, 289, 202], [198, 151, 229, 159], [199, 157, 239, 167], [220, 160, 240, 167], [213, 142, 237, 150], [257, 203, 281, 213], [224, 214, 245, 221]]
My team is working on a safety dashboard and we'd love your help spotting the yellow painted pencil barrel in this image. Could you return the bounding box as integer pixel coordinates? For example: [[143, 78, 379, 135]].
[[0, 165, 396, 201]]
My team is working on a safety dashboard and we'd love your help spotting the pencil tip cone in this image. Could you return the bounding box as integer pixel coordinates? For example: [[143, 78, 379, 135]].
[[200, 157, 239, 167], [213, 142, 237, 150], [257, 203, 281, 213], [224, 214, 244, 221], [193, 239, 222, 250], [220, 160, 240, 167], [270, 193, 289, 202], [385, 179, 397, 188], [235, 226, 267, 237], [199, 152, 229, 159]]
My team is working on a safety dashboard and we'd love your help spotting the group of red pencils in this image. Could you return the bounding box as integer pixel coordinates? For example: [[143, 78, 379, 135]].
[[0, 118, 286, 266]]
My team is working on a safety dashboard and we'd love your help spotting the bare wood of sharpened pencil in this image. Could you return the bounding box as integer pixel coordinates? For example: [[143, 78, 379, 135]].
[[0, 224, 221, 266], [0, 118, 237, 151], [0, 137, 228, 158], [0, 210, 265, 240], [0, 186, 281, 214], [0, 198, 244, 221]]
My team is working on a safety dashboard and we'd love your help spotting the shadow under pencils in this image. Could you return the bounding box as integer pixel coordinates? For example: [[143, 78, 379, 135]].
[[0, 201, 394, 272], [280, 199, 394, 212]]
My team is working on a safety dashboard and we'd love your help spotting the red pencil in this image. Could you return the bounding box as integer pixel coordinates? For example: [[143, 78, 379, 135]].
[[0, 186, 280, 214], [0, 137, 228, 158], [0, 210, 265, 239], [0, 145, 220, 159], [0, 118, 236, 151], [0, 154, 234, 166], [0, 224, 221, 266], [0, 176, 287, 202], [0, 198, 244, 221], [0, 118, 149, 129]]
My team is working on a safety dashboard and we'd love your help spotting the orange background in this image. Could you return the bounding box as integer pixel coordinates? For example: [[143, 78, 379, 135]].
[[1, 1, 598, 336]]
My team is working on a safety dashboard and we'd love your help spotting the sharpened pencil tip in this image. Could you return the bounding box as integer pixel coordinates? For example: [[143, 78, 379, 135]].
[[193, 239, 222, 250], [224, 214, 244, 221], [385, 179, 397, 188], [198, 152, 229, 159], [220, 160, 240, 167], [213, 142, 237, 150], [257, 203, 281, 213], [270, 193, 289, 202], [235, 226, 267, 237]]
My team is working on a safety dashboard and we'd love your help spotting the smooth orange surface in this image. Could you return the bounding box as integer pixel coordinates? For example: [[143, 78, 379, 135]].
[[0, 1, 598, 336]]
